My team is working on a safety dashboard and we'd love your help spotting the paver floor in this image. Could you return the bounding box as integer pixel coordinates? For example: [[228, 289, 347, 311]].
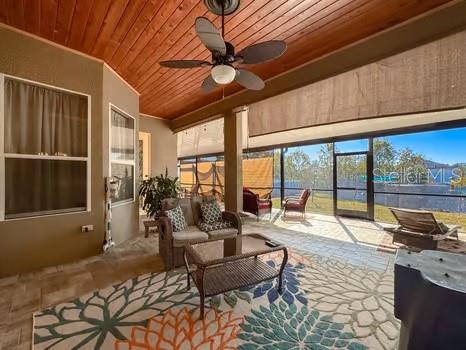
[[0, 210, 433, 349]]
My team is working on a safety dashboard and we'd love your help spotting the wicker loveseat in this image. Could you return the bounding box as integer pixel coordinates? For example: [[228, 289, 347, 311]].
[[158, 197, 242, 270]]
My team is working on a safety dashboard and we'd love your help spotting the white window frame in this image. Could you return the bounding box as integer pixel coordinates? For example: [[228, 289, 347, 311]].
[[0, 73, 91, 221], [109, 103, 136, 207]]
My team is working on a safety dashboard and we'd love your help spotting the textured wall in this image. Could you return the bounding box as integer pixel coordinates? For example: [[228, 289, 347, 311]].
[[0, 26, 104, 276], [0, 27, 139, 277], [139, 116, 177, 178], [102, 65, 140, 245], [248, 29, 466, 137]]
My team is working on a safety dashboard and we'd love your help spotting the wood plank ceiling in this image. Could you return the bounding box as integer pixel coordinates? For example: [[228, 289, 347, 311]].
[[0, 0, 455, 119]]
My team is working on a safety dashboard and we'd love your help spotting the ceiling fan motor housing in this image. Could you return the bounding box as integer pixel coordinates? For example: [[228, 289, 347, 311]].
[[204, 0, 240, 16], [212, 42, 236, 66]]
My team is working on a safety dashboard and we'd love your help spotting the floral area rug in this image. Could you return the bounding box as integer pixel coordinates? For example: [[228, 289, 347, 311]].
[[33, 250, 398, 350]]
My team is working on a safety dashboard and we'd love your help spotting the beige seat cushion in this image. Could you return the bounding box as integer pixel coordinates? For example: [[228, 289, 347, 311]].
[[207, 228, 238, 240], [173, 226, 208, 247]]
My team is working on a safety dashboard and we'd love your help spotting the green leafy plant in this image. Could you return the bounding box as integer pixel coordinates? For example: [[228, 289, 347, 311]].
[[139, 168, 181, 217]]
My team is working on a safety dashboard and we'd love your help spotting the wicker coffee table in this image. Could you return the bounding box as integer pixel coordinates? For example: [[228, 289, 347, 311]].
[[183, 233, 288, 319]]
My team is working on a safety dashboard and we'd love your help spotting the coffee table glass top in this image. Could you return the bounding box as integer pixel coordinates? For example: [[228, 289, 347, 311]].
[[189, 233, 283, 263]]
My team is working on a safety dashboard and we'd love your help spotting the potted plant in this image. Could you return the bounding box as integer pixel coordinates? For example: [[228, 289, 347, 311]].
[[139, 168, 181, 217]]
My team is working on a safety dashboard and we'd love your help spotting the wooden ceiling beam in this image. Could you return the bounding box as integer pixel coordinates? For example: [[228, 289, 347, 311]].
[[170, 0, 466, 133]]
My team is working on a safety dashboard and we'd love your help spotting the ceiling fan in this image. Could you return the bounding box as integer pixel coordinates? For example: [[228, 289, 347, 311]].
[[159, 0, 287, 92]]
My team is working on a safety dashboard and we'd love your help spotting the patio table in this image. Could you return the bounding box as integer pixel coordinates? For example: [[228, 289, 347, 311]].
[[183, 233, 288, 319]]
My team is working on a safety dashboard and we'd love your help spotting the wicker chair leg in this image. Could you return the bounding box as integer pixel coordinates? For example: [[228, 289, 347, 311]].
[[278, 248, 288, 294], [183, 250, 191, 290], [199, 294, 205, 320]]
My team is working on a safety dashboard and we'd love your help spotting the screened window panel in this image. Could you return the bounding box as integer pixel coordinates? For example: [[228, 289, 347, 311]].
[[4, 78, 88, 157], [5, 159, 87, 218], [284, 144, 333, 191], [243, 151, 274, 198], [111, 109, 134, 161], [111, 163, 134, 202], [180, 162, 196, 185]]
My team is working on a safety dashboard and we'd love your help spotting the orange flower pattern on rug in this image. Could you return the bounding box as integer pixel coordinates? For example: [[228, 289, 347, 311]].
[[114, 307, 243, 350]]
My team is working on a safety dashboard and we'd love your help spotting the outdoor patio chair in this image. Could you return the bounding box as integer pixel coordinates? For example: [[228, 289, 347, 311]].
[[386, 207, 460, 250], [243, 187, 272, 220], [282, 189, 311, 218]]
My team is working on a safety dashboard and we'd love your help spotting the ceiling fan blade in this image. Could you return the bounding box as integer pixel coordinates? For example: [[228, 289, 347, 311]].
[[195, 17, 226, 55], [201, 74, 217, 92], [236, 40, 287, 64], [235, 69, 265, 90], [159, 60, 210, 68]]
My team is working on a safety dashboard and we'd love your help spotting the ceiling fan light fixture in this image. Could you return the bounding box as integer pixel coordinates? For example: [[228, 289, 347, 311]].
[[211, 64, 236, 84]]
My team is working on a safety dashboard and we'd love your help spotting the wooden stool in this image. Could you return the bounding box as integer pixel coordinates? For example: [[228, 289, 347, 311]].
[[143, 220, 158, 238]]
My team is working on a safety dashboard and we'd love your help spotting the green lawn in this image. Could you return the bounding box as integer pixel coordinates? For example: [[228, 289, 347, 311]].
[[273, 192, 466, 229]]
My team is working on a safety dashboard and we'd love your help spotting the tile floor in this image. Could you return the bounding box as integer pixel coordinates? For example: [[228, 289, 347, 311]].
[[247, 209, 396, 271], [0, 232, 163, 350], [0, 210, 427, 349]]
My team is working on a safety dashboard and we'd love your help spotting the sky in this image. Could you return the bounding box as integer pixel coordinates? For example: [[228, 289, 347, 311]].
[[292, 127, 466, 165], [383, 128, 466, 165]]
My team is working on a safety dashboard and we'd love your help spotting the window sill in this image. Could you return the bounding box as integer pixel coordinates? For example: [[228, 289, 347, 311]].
[[3, 207, 89, 221], [111, 199, 136, 208]]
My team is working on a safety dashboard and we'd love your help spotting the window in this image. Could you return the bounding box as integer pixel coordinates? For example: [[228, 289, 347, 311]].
[[197, 155, 224, 197], [179, 158, 197, 191], [1, 75, 90, 220], [373, 128, 466, 227], [110, 106, 135, 204], [243, 150, 275, 198], [283, 144, 333, 215]]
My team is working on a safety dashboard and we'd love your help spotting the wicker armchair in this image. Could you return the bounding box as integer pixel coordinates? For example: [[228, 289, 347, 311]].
[[282, 189, 311, 218], [243, 187, 272, 220], [158, 197, 242, 270]]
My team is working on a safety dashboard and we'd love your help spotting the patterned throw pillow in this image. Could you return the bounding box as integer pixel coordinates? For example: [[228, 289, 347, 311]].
[[200, 200, 222, 225], [165, 206, 187, 232], [198, 220, 232, 232]]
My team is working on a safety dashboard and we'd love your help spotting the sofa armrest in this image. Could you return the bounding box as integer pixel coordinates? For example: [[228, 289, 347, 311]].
[[158, 216, 174, 241], [222, 210, 242, 235]]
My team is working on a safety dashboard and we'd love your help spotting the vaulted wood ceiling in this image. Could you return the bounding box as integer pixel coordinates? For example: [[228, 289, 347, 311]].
[[0, 0, 455, 119]]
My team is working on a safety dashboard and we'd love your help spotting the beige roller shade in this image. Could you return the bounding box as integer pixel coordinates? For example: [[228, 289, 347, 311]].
[[248, 29, 466, 137]]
